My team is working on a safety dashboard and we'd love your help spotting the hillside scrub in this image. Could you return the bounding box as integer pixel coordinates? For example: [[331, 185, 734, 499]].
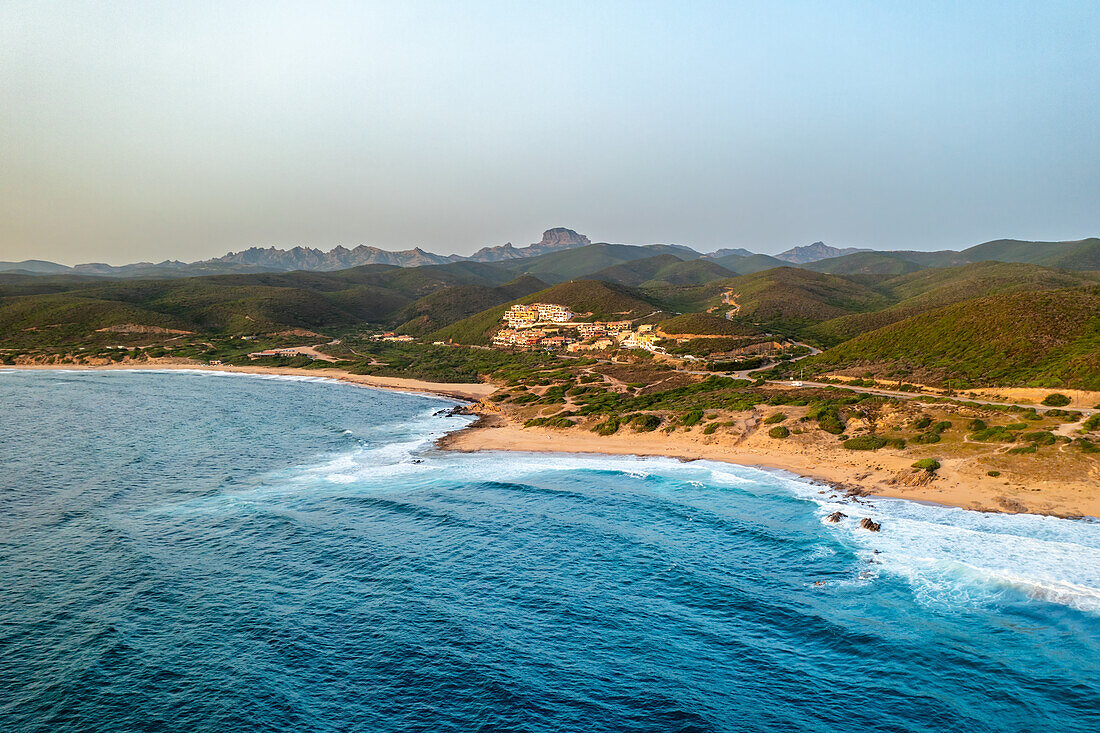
[[802, 288, 1100, 390], [843, 435, 887, 450], [659, 313, 759, 336]]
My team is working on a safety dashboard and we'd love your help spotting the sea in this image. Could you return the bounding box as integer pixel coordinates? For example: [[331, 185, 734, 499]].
[[1, 369, 1098, 732]]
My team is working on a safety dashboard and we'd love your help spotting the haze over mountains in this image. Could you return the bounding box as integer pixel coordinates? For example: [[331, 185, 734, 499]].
[[3, 228, 1098, 279]]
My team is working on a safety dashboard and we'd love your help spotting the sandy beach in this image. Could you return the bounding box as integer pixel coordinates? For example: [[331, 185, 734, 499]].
[[439, 413, 1100, 519], [4, 360, 496, 402]]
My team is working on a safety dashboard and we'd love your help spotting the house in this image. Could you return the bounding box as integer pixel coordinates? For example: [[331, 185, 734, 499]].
[[576, 322, 607, 338], [503, 302, 575, 327], [492, 329, 520, 346], [534, 303, 574, 323], [541, 335, 566, 349], [513, 331, 544, 347], [503, 305, 539, 328]]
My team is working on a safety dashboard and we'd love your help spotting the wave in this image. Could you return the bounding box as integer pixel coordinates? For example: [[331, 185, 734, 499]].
[[283, 443, 1100, 615], [781, 473, 1100, 613]]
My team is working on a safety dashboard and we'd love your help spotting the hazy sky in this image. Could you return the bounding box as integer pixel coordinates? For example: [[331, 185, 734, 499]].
[[2, 1, 1098, 264]]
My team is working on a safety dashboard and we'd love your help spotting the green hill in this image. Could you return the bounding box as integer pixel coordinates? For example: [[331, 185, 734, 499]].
[[428, 280, 662, 345], [496, 243, 700, 283], [808, 287, 1100, 389], [959, 238, 1100, 270], [588, 254, 685, 286], [658, 313, 760, 337], [394, 276, 546, 335], [0, 260, 526, 344], [808, 262, 1097, 345], [706, 252, 787, 274], [711, 267, 890, 338], [588, 254, 737, 287], [805, 251, 923, 276], [642, 259, 738, 287]]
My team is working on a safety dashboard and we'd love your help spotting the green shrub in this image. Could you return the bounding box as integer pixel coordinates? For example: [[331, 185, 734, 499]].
[[886, 438, 907, 449], [703, 423, 719, 435], [843, 435, 887, 450], [913, 416, 932, 429], [764, 412, 787, 425], [1083, 414, 1100, 432], [987, 470, 1001, 477], [1007, 445, 1037, 455], [911, 432, 941, 445], [679, 409, 704, 426], [592, 418, 620, 436], [1005, 422, 1029, 431], [1023, 431, 1056, 446], [970, 427, 1017, 442], [768, 426, 790, 439], [1041, 393, 1071, 407], [932, 421, 953, 433], [817, 409, 845, 435], [911, 459, 940, 471], [1075, 438, 1099, 454], [629, 414, 662, 432], [968, 419, 987, 431]]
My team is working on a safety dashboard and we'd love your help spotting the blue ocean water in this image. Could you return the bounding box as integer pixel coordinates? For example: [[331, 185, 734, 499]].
[[1, 370, 1098, 733]]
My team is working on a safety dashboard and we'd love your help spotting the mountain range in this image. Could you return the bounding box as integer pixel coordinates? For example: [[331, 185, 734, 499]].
[[3, 233, 1098, 388], [2, 230, 1098, 279]]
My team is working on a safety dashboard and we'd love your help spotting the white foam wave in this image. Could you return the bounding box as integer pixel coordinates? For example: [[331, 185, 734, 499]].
[[248, 434, 1100, 614], [782, 476, 1100, 613]]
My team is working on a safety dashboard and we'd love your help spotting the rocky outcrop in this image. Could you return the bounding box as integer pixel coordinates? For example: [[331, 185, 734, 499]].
[[468, 228, 591, 262], [826, 511, 847, 523], [774, 241, 871, 264], [203, 244, 459, 271], [859, 517, 881, 532], [888, 468, 936, 487]]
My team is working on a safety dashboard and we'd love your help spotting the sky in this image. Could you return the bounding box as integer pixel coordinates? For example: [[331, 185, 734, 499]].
[[2, 1, 1098, 265]]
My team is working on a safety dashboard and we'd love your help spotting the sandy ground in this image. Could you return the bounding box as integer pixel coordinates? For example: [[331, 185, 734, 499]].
[[962, 386, 1100, 410], [440, 414, 1100, 519], [5, 360, 495, 402]]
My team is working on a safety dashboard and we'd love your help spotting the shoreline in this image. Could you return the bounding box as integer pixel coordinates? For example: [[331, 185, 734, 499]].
[[2, 361, 495, 403], [438, 414, 1100, 520], [8, 361, 1096, 519]]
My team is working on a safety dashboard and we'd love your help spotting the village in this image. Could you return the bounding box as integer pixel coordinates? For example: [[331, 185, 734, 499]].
[[489, 303, 670, 354]]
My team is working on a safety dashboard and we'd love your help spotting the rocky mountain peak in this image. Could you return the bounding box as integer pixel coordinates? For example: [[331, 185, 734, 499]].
[[775, 241, 871, 264], [537, 228, 591, 249]]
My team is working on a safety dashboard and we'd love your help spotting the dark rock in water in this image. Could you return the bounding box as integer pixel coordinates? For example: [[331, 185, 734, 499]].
[[826, 511, 847, 523], [859, 517, 881, 532]]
